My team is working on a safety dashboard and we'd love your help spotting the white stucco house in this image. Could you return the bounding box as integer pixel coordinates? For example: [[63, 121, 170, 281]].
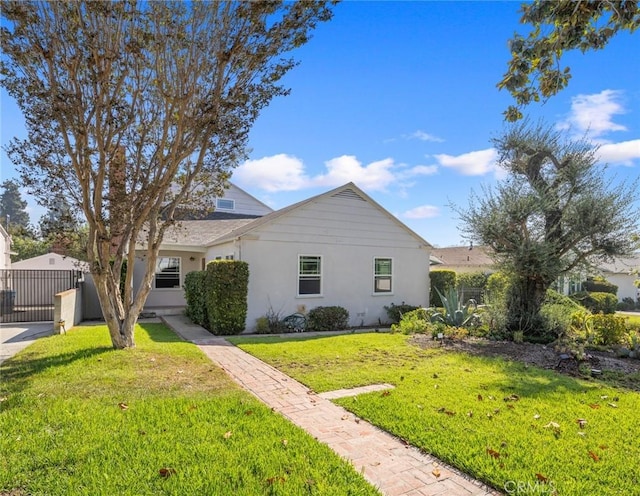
[[135, 182, 432, 331], [12, 252, 90, 271], [597, 255, 640, 302], [0, 224, 11, 270]]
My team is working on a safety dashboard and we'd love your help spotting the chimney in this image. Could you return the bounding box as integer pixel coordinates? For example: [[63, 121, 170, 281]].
[[469, 241, 473, 251]]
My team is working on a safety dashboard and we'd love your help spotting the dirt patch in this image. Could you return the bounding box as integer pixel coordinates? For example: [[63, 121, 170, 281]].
[[410, 335, 640, 389]]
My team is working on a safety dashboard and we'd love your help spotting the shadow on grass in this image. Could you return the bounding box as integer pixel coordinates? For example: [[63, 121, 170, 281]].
[[0, 346, 112, 401], [137, 322, 188, 343]]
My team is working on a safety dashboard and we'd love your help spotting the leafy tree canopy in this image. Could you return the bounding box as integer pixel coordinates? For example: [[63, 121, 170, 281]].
[[499, 0, 640, 121], [0, 179, 30, 230], [456, 121, 639, 337], [1, 0, 336, 348]]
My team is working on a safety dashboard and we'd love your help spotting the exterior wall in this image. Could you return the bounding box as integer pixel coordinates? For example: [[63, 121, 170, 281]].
[[134, 250, 205, 309], [605, 274, 640, 302], [224, 192, 430, 331], [217, 184, 273, 216], [54, 288, 83, 332], [0, 225, 10, 270], [12, 252, 89, 271]]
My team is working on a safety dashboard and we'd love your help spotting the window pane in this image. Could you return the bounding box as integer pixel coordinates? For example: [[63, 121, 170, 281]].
[[375, 258, 392, 275], [216, 198, 235, 210], [155, 257, 180, 288], [375, 276, 392, 292], [300, 256, 321, 275], [299, 277, 321, 295]]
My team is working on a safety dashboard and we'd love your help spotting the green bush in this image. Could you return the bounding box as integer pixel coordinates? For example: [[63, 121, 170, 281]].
[[486, 271, 511, 304], [571, 291, 618, 314], [617, 297, 639, 311], [391, 308, 431, 335], [184, 271, 209, 328], [582, 277, 618, 295], [430, 270, 456, 306], [384, 302, 419, 324], [255, 316, 270, 334], [456, 271, 489, 290], [539, 290, 590, 341], [206, 260, 249, 335], [590, 314, 627, 346], [307, 306, 349, 332]]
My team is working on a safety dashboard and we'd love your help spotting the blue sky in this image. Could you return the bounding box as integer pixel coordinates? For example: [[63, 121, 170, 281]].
[[1, 1, 639, 247]]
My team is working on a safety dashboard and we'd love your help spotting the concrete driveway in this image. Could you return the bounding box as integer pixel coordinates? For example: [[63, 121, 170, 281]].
[[0, 323, 54, 364]]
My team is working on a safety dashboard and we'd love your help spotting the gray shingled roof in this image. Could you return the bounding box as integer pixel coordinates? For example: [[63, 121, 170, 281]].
[[430, 245, 494, 269], [159, 219, 257, 247]]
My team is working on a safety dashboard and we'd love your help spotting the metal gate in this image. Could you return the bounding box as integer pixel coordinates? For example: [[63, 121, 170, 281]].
[[0, 270, 83, 323]]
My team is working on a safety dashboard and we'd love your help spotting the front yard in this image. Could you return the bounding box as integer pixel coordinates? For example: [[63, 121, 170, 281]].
[[0, 324, 377, 496], [233, 332, 640, 496]]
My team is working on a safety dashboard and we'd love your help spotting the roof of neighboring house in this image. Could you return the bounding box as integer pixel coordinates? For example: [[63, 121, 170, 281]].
[[430, 245, 494, 271], [207, 182, 433, 248], [598, 254, 640, 275], [11, 252, 90, 271]]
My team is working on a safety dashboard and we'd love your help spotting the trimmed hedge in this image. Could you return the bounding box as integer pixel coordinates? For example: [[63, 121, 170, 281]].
[[457, 271, 489, 290], [582, 277, 618, 295], [184, 271, 209, 328], [206, 260, 249, 335], [430, 270, 456, 306], [307, 306, 349, 331], [571, 291, 618, 315]]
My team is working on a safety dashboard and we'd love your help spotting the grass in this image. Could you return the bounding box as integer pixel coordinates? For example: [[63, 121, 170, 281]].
[[0, 324, 378, 496], [233, 333, 640, 496], [621, 313, 640, 329]]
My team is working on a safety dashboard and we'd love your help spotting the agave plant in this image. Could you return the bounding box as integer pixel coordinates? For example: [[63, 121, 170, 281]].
[[431, 287, 480, 328]]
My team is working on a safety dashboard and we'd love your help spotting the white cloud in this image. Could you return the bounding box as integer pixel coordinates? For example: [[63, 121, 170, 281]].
[[312, 155, 397, 191], [409, 130, 444, 143], [402, 205, 440, 219], [406, 164, 438, 176], [233, 154, 309, 192], [597, 139, 640, 166], [434, 148, 498, 176], [558, 89, 627, 139]]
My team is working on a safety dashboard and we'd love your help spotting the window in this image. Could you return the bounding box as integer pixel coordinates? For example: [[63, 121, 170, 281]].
[[225, 255, 234, 260], [374, 258, 392, 293], [216, 198, 235, 210], [298, 255, 321, 296], [155, 257, 180, 289]]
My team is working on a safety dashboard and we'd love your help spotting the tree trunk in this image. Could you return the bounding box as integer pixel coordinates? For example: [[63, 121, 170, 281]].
[[506, 276, 548, 339], [93, 270, 136, 349]]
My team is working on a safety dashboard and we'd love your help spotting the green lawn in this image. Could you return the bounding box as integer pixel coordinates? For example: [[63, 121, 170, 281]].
[[233, 333, 640, 496], [0, 324, 378, 496]]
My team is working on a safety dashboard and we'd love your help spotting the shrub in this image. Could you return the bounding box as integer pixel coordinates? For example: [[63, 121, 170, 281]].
[[384, 302, 419, 324], [617, 297, 639, 312], [589, 314, 627, 346], [184, 271, 209, 328], [539, 290, 590, 342], [486, 271, 511, 305], [571, 291, 618, 314], [430, 270, 456, 306], [255, 316, 270, 334], [391, 308, 447, 337], [307, 306, 349, 331], [431, 287, 480, 329], [582, 276, 618, 295], [206, 260, 249, 335], [456, 271, 489, 290]]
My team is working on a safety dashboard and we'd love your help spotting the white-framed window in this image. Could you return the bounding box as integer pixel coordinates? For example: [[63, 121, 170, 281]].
[[225, 255, 234, 260], [298, 255, 322, 296], [216, 198, 235, 210], [155, 257, 181, 289], [374, 257, 393, 293]]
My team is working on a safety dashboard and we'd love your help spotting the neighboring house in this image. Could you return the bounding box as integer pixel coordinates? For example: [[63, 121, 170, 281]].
[[597, 254, 640, 302], [135, 182, 432, 331], [0, 224, 11, 270], [430, 244, 495, 274], [12, 252, 90, 272]]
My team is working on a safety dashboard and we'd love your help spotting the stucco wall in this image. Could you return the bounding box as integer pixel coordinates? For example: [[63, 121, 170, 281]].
[[54, 288, 82, 332], [605, 274, 640, 302]]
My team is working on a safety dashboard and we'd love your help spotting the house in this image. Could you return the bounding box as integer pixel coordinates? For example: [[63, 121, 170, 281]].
[[12, 252, 90, 272], [597, 254, 640, 302], [135, 182, 432, 331], [430, 244, 495, 274], [0, 224, 11, 270]]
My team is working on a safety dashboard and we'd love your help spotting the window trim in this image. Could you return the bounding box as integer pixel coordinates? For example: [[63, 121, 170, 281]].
[[297, 254, 323, 297], [373, 257, 393, 295], [154, 256, 181, 290], [216, 198, 235, 210]]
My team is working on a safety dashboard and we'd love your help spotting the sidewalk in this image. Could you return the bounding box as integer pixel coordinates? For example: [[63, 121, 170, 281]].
[[163, 315, 501, 496]]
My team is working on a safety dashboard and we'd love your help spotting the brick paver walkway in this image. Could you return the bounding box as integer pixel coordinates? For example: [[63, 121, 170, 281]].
[[163, 315, 501, 496]]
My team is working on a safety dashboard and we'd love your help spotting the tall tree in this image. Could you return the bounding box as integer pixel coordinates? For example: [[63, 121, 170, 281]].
[[499, 0, 640, 121], [0, 179, 30, 229], [456, 121, 639, 338], [1, 1, 335, 348]]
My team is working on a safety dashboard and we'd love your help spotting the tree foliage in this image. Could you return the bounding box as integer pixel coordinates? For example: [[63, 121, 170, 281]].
[[1, 1, 335, 348], [499, 0, 640, 121], [456, 121, 638, 338], [0, 179, 30, 229]]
